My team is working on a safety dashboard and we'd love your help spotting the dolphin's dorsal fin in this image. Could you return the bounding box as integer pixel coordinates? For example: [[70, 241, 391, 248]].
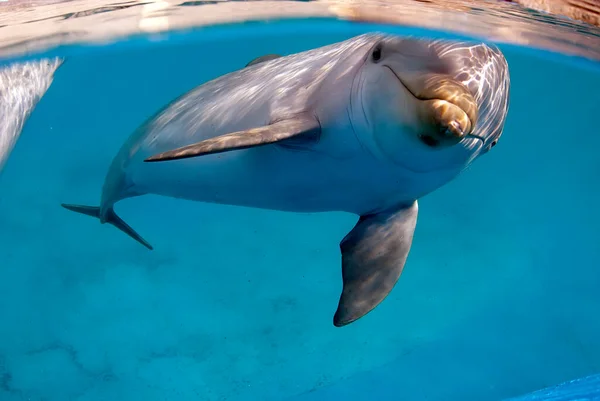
[[144, 115, 321, 162], [334, 201, 418, 327], [245, 54, 282, 67]]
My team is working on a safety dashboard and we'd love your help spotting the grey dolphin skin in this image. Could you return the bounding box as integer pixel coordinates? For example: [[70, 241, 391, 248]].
[[0, 58, 64, 173], [62, 33, 510, 327]]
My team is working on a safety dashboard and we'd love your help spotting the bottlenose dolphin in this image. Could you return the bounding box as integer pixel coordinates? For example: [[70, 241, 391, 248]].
[[62, 33, 510, 327], [0, 58, 64, 173]]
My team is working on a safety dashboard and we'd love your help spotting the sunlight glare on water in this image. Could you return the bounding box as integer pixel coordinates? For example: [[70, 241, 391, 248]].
[[0, 1, 600, 401]]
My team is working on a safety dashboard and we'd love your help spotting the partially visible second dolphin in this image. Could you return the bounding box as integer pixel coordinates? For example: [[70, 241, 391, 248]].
[[62, 33, 510, 327], [0, 57, 64, 173]]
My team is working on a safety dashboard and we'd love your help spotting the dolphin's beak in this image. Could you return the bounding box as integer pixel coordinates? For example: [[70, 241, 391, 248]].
[[417, 97, 474, 146], [385, 66, 479, 147]]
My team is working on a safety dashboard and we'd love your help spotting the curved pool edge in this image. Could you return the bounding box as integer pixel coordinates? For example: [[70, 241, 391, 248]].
[[506, 373, 600, 400]]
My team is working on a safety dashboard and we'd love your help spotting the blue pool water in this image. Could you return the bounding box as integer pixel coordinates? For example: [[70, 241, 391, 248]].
[[1, 17, 600, 401]]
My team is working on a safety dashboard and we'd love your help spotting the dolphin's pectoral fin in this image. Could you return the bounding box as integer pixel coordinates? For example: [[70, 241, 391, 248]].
[[245, 54, 282, 67], [334, 201, 418, 327], [61, 203, 153, 250], [144, 115, 321, 162]]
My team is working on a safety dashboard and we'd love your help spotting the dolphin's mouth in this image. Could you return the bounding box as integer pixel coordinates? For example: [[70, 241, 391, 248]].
[[384, 65, 479, 148]]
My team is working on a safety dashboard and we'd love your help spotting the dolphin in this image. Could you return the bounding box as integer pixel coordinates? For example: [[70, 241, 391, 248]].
[[0, 57, 64, 173], [62, 33, 510, 327]]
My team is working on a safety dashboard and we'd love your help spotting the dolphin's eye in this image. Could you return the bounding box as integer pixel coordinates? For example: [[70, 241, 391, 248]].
[[372, 44, 382, 63]]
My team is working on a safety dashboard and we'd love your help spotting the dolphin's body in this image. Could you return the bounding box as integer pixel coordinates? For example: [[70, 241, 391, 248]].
[[63, 33, 510, 327]]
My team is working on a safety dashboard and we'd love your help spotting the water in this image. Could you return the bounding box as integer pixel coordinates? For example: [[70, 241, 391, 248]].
[[1, 1, 600, 401]]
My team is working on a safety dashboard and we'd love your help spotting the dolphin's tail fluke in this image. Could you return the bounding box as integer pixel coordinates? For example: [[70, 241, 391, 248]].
[[61, 203, 153, 250]]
